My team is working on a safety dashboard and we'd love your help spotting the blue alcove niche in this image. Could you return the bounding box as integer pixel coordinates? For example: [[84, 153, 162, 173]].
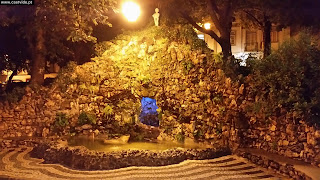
[[139, 97, 159, 127]]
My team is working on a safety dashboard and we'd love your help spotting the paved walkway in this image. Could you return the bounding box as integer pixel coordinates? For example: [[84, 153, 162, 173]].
[[0, 147, 283, 180]]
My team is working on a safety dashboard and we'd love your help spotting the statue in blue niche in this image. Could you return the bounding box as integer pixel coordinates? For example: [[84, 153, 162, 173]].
[[139, 97, 159, 127]]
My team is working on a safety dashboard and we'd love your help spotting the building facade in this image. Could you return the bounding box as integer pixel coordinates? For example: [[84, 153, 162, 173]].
[[198, 22, 291, 60]]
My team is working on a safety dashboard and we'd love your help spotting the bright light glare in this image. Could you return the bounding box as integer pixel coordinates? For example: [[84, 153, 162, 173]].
[[204, 23, 211, 30], [122, 2, 141, 22]]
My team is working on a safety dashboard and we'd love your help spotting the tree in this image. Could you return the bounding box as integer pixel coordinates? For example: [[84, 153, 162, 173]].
[[159, 0, 244, 59], [238, 1, 273, 57], [0, 25, 31, 91], [238, 0, 320, 58], [0, 0, 116, 85]]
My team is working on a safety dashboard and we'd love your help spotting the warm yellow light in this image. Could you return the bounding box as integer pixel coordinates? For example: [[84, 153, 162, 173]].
[[122, 1, 141, 22], [204, 23, 211, 30]]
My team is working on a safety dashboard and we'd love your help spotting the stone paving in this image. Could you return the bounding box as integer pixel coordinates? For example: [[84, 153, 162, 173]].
[[0, 147, 283, 180]]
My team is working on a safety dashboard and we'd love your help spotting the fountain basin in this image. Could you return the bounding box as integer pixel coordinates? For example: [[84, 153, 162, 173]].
[[31, 138, 230, 170], [68, 137, 205, 152]]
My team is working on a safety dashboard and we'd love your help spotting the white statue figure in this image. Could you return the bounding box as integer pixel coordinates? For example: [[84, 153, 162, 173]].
[[152, 8, 160, 26]]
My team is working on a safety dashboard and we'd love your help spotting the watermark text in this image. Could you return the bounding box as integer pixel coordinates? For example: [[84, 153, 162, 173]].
[[0, 0, 34, 5]]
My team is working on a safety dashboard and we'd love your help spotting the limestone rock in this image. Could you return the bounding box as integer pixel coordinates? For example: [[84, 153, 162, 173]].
[[45, 99, 55, 107], [236, 84, 243, 95], [282, 140, 289, 146], [286, 124, 294, 136], [81, 124, 92, 130], [94, 129, 100, 135], [27, 132, 33, 137], [269, 125, 276, 131], [264, 135, 272, 142], [307, 133, 317, 145], [298, 133, 307, 142], [43, 110, 52, 117], [21, 120, 27, 126], [61, 101, 71, 109], [315, 153, 320, 162], [229, 99, 237, 108], [42, 128, 50, 137], [315, 130, 320, 139], [0, 122, 7, 130]]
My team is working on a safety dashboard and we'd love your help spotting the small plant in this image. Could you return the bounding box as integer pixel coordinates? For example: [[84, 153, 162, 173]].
[[163, 125, 174, 134], [213, 96, 222, 104], [134, 134, 144, 141], [193, 129, 203, 139], [175, 132, 185, 143], [211, 92, 223, 104], [215, 123, 223, 135], [182, 60, 194, 74], [55, 112, 69, 127], [103, 104, 114, 117], [218, 106, 226, 114], [78, 111, 96, 125]]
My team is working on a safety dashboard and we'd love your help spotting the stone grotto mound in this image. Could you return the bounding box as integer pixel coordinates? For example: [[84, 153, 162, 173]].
[[0, 25, 243, 148]]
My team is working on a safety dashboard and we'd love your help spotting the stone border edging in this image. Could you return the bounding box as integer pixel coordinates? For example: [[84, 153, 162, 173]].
[[31, 141, 231, 171], [235, 149, 312, 180]]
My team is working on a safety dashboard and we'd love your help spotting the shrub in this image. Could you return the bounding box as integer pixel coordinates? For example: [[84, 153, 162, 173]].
[[193, 129, 203, 139], [103, 104, 114, 117], [78, 111, 96, 125], [247, 33, 320, 125], [175, 132, 185, 143], [4, 86, 25, 103], [55, 113, 69, 127], [213, 53, 244, 80]]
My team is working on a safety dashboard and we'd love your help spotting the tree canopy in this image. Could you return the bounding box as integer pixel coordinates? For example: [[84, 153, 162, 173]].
[[0, 0, 117, 84], [238, 0, 320, 57], [158, 0, 246, 58], [158, 0, 320, 59]]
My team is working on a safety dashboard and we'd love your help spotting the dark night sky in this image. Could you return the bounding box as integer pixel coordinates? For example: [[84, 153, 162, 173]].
[[1, 0, 320, 61], [0, 0, 159, 63]]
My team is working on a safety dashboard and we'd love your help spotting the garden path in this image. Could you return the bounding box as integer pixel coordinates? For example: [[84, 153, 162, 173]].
[[0, 147, 283, 180]]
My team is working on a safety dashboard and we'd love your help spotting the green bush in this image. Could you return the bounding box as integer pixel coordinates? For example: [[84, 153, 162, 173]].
[[247, 33, 320, 125], [78, 111, 96, 125], [55, 112, 69, 127], [54, 61, 78, 91], [175, 132, 185, 143], [193, 129, 203, 139], [103, 104, 114, 117], [4, 86, 25, 103], [213, 53, 244, 80]]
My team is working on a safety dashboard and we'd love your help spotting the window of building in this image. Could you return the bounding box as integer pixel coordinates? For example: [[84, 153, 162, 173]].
[[230, 30, 236, 46], [245, 31, 258, 51], [271, 28, 279, 43]]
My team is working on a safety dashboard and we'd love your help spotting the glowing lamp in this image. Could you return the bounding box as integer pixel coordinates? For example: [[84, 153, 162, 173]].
[[122, 1, 141, 22], [204, 23, 211, 30]]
